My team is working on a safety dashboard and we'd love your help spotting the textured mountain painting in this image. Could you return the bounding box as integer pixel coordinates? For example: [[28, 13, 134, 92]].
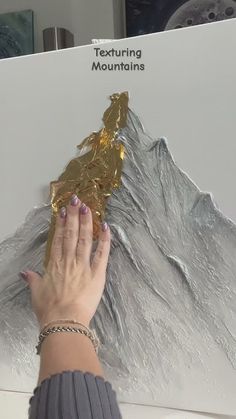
[[0, 108, 236, 414]]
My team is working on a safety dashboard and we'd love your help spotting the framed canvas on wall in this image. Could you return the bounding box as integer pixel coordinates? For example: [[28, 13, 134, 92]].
[[125, 0, 236, 36], [0, 9, 34, 59]]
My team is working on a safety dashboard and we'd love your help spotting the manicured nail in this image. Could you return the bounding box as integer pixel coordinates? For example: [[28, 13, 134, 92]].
[[101, 221, 108, 232], [71, 194, 80, 206], [60, 207, 67, 218], [20, 271, 28, 281], [80, 203, 88, 215]]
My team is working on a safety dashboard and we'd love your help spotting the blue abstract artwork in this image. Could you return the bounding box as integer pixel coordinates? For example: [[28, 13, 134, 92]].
[[0, 10, 34, 59]]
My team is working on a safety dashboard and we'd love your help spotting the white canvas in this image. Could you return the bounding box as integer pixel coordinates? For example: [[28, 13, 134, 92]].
[[0, 391, 232, 419], [0, 19, 236, 416]]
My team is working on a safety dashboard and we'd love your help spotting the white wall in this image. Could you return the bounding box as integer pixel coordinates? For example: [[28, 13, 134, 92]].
[[0, 0, 116, 52], [70, 0, 115, 46]]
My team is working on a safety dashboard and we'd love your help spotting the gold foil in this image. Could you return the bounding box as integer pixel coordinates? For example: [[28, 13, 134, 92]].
[[44, 92, 129, 266]]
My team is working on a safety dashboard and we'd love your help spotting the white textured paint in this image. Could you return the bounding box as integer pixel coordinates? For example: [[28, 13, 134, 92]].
[[1, 111, 236, 414], [0, 0, 115, 52]]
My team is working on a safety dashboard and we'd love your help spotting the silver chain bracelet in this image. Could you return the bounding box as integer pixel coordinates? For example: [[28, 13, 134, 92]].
[[36, 325, 99, 355]]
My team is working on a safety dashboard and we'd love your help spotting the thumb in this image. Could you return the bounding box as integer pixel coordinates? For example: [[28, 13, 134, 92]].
[[20, 270, 41, 289]]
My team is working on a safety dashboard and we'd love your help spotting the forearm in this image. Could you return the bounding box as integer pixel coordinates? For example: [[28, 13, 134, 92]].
[[31, 329, 122, 419], [38, 330, 104, 385], [27, 199, 121, 418]]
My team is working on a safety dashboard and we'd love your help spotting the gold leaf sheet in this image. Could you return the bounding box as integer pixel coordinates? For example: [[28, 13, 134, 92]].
[[45, 92, 129, 266]]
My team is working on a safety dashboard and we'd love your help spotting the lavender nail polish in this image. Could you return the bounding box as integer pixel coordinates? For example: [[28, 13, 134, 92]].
[[71, 194, 79, 206], [19, 271, 28, 281], [60, 207, 67, 218], [101, 221, 108, 232], [80, 203, 88, 215]]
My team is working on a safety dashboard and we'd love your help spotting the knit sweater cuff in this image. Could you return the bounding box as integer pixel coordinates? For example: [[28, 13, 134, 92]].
[[29, 370, 121, 419]]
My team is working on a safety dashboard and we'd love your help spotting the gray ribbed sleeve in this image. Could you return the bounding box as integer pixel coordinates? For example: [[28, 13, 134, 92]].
[[29, 370, 122, 419]]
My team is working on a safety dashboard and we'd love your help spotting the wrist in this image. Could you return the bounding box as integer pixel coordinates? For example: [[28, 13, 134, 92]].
[[36, 322, 99, 356], [40, 320, 91, 333], [38, 312, 91, 330], [40, 329, 93, 349]]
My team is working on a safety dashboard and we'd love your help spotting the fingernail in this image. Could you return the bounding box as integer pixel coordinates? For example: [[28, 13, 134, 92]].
[[60, 207, 67, 218], [101, 221, 108, 232], [80, 203, 88, 215], [20, 271, 28, 281], [71, 194, 80, 206]]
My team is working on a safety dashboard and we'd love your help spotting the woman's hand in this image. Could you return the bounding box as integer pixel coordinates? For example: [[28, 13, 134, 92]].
[[21, 194, 111, 329]]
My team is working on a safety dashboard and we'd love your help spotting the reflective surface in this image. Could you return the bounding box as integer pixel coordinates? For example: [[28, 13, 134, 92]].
[[45, 92, 128, 266]]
